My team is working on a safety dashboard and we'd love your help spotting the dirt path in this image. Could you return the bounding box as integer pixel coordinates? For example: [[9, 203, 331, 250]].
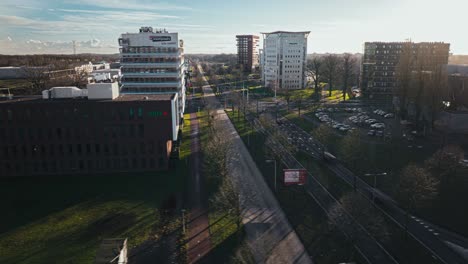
[[186, 112, 212, 263]]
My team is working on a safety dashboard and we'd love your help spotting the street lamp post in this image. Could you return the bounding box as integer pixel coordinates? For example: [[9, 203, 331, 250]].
[[364, 172, 387, 205], [181, 209, 186, 235], [265, 159, 277, 192]]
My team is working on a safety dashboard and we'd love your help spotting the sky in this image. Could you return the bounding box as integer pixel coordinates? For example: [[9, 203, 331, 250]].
[[0, 0, 467, 55]]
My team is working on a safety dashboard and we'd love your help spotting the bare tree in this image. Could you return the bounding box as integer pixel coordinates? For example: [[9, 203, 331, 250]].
[[323, 54, 341, 97], [230, 241, 256, 264], [22, 56, 52, 94], [397, 164, 439, 238], [307, 57, 323, 101], [281, 88, 292, 112], [341, 53, 356, 101], [211, 176, 242, 230], [395, 41, 414, 117], [210, 73, 220, 94], [294, 93, 304, 116], [425, 66, 448, 130]]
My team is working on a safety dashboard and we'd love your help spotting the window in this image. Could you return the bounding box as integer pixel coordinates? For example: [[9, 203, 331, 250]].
[[137, 107, 143, 118], [129, 108, 135, 119], [138, 124, 144, 137], [113, 143, 119, 155], [140, 142, 146, 154]]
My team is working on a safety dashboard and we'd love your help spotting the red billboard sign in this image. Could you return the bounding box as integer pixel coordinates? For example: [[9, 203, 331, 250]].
[[283, 169, 307, 186]]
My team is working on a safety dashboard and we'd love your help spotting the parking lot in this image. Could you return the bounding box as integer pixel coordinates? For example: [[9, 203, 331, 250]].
[[310, 106, 397, 142]]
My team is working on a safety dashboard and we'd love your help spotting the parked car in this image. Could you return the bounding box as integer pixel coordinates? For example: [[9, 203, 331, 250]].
[[371, 123, 386, 129], [367, 130, 376, 136], [384, 113, 394, 118]]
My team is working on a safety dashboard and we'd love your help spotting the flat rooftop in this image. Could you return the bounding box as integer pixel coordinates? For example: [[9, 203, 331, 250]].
[[261, 31, 311, 35], [0, 93, 175, 104]]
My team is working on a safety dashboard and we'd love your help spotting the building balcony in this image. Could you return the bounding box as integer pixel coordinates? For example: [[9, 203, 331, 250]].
[[121, 52, 182, 58], [121, 82, 182, 87], [120, 62, 183, 68], [121, 72, 181, 77]]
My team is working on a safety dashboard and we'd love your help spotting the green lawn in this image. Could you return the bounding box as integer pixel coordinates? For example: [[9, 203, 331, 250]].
[[284, 111, 317, 132], [0, 170, 187, 263], [0, 120, 191, 263], [196, 109, 249, 262], [0, 79, 30, 89]]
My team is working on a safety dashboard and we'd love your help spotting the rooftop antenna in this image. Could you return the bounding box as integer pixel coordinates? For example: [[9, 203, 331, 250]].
[[72, 40, 76, 55]]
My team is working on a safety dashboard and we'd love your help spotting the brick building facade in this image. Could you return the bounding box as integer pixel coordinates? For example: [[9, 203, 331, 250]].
[[0, 94, 177, 177]]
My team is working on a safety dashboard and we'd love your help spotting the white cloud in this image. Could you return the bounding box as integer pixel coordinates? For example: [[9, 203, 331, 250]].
[[0, 38, 118, 55], [64, 0, 192, 11]]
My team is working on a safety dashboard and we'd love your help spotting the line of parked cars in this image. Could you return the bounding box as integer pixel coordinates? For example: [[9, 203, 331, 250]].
[[374, 109, 394, 119], [315, 111, 353, 132]]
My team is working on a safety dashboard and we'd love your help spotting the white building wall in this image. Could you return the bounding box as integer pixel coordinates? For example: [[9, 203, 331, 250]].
[[119, 27, 186, 119], [261, 31, 309, 90], [87, 82, 120, 100]]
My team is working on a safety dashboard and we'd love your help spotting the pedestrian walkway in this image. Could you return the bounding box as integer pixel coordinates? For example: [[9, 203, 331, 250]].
[[186, 112, 212, 263]]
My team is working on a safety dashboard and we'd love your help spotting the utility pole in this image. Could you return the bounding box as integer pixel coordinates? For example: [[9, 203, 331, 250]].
[[72, 40, 76, 56], [364, 172, 387, 205], [181, 209, 186, 234], [266, 159, 277, 192]]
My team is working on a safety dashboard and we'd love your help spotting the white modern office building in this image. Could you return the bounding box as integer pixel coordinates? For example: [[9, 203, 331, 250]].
[[261, 31, 310, 90], [118, 27, 187, 117]]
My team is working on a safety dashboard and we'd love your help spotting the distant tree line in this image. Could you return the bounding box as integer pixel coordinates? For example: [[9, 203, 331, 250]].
[[0, 54, 119, 67]]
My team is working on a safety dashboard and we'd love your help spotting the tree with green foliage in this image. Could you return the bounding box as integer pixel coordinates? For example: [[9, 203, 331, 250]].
[[425, 145, 464, 186], [311, 124, 334, 147], [328, 192, 390, 259], [338, 130, 364, 189]]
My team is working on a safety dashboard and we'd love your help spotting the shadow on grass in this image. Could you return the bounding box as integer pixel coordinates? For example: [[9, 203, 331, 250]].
[[197, 228, 248, 264]]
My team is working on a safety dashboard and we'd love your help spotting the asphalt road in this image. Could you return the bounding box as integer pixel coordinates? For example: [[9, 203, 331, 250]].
[[275, 113, 468, 264], [198, 64, 312, 264]]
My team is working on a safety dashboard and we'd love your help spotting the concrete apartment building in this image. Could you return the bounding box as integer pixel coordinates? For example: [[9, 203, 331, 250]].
[[260, 31, 310, 90], [236, 35, 260, 72], [118, 27, 187, 118], [0, 85, 181, 177], [360, 41, 450, 102]]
